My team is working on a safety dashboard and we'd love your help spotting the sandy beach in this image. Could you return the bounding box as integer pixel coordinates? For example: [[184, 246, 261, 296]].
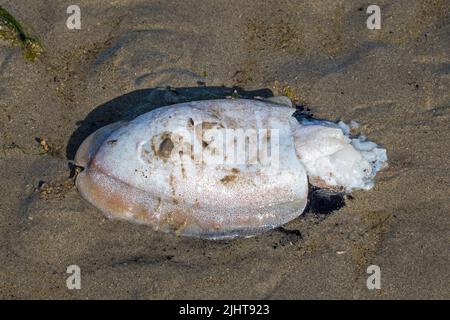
[[0, 0, 449, 299]]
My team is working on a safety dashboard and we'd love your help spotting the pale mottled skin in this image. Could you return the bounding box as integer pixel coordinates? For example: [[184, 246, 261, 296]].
[[75, 99, 309, 239], [75, 98, 387, 239]]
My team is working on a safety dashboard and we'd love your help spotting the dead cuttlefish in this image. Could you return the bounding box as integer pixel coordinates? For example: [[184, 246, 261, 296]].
[[75, 98, 387, 239]]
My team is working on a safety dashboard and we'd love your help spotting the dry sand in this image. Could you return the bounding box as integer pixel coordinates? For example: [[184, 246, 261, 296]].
[[0, 0, 449, 299]]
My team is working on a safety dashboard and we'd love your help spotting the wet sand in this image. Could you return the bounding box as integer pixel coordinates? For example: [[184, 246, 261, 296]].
[[1, 0, 449, 299]]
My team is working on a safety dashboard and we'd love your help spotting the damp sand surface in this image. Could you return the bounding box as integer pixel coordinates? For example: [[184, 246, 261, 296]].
[[0, 0, 449, 299]]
